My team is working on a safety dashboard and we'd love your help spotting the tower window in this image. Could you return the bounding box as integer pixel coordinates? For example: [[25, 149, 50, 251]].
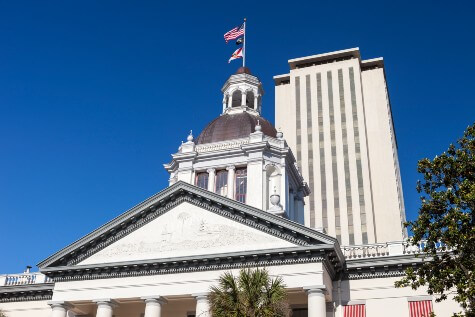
[[232, 90, 242, 108], [246, 91, 254, 109], [215, 170, 228, 196], [235, 168, 247, 203], [195, 172, 208, 190]]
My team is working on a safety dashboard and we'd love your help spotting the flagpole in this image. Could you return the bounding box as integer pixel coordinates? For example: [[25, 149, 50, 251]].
[[243, 18, 246, 67]]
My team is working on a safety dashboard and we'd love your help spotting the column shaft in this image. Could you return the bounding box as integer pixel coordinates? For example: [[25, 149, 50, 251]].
[[226, 166, 235, 199], [94, 299, 116, 317], [142, 297, 167, 317], [241, 92, 246, 107], [307, 289, 326, 317], [207, 168, 216, 192], [49, 302, 70, 317], [194, 294, 210, 317]]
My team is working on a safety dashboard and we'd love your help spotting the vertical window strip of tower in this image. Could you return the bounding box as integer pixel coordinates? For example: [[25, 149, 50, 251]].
[[349, 67, 368, 244], [338, 69, 354, 245], [327, 71, 341, 243], [317, 73, 328, 231], [306, 75, 316, 228], [295, 77, 302, 164]]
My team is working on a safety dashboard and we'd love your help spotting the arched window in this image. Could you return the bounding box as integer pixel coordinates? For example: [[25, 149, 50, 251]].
[[215, 170, 228, 196], [232, 90, 242, 108], [195, 172, 208, 190], [246, 91, 254, 109], [235, 168, 247, 203]]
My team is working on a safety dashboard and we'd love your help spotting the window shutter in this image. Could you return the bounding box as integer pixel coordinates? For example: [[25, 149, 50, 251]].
[[409, 300, 433, 317], [343, 304, 366, 317]]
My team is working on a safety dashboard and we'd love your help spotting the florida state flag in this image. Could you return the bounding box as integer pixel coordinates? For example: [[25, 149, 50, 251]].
[[228, 47, 243, 63]]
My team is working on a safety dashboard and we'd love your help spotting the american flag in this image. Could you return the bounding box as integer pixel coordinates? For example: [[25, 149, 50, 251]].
[[224, 23, 244, 43]]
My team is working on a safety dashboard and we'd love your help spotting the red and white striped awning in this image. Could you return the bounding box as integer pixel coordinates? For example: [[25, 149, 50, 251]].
[[409, 300, 433, 317], [343, 304, 366, 317]]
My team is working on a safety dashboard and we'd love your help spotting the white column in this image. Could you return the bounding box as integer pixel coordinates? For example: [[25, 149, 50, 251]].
[[241, 92, 247, 107], [142, 296, 167, 317], [207, 168, 216, 192], [306, 287, 326, 317], [226, 166, 235, 199], [296, 191, 305, 224], [48, 301, 71, 317], [193, 293, 210, 317], [254, 94, 258, 111], [289, 189, 295, 221], [94, 299, 117, 317], [222, 96, 227, 113]]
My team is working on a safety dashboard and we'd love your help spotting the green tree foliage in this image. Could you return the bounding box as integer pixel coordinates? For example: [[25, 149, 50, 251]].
[[395, 123, 475, 317], [209, 268, 290, 317]]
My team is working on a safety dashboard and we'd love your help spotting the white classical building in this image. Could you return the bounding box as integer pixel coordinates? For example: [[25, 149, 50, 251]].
[[0, 52, 461, 317]]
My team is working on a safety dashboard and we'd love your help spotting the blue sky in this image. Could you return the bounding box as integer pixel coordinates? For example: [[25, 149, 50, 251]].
[[0, 0, 474, 273]]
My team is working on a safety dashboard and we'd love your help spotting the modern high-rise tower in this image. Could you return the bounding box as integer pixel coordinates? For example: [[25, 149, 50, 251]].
[[274, 48, 407, 245]]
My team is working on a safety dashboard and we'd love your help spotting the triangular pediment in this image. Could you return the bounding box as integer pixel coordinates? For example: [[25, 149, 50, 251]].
[[39, 182, 338, 270], [79, 201, 296, 265]]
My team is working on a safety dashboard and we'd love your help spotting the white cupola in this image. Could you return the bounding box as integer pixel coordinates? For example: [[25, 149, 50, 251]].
[[164, 68, 310, 224], [221, 67, 263, 115]]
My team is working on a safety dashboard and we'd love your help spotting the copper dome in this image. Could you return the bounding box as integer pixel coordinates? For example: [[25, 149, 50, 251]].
[[195, 112, 277, 144]]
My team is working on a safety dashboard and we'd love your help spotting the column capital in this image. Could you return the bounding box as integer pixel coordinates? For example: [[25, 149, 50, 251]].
[[48, 301, 72, 309], [93, 298, 118, 308], [192, 292, 209, 301], [304, 285, 326, 295], [141, 295, 168, 305], [226, 165, 236, 171], [207, 168, 216, 174]]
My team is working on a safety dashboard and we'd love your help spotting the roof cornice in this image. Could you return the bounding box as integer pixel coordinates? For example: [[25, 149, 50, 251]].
[[0, 283, 54, 303], [41, 245, 341, 282], [38, 182, 341, 269]]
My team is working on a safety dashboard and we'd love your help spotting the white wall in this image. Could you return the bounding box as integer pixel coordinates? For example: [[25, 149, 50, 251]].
[[0, 300, 50, 317], [334, 276, 462, 317], [361, 67, 405, 242]]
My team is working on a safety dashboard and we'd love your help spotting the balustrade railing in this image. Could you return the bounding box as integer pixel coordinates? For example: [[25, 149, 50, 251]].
[[0, 272, 52, 286], [342, 240, 452, 260]]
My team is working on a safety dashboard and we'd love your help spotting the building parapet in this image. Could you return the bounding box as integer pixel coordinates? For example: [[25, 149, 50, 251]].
[[0, 272, 53, 287], [342, 240, 452, 260]]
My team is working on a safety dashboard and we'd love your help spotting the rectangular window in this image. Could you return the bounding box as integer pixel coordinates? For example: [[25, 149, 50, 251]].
[[317, 73, 327, 230], [306, 74, 316, 228], [409, 300, 433, 317], [235, 168, 247, 203], [215, 170, 228, 196], [343, 304, 366, 317], [195, 172, 208, 190], [339, 69, 354, 245], [328, 70, 341, 243], [295, 76, 302, 164], [292, 308, 307, 317]]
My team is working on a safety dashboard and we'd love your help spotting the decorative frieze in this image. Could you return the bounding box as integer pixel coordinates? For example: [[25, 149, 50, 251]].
[[46, 252, 327, 283], [195, 139, 249, 153]]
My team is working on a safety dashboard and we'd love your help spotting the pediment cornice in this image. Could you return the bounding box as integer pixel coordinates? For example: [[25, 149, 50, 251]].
[[38, 182, 343, 270]]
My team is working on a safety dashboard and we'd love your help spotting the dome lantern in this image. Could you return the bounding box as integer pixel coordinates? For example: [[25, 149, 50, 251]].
[[221, 67, 263, 116]]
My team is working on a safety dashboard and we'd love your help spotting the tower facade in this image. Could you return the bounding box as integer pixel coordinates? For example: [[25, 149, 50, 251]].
[[165, 67, 310, 222], [274, 48, 406, 245]]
